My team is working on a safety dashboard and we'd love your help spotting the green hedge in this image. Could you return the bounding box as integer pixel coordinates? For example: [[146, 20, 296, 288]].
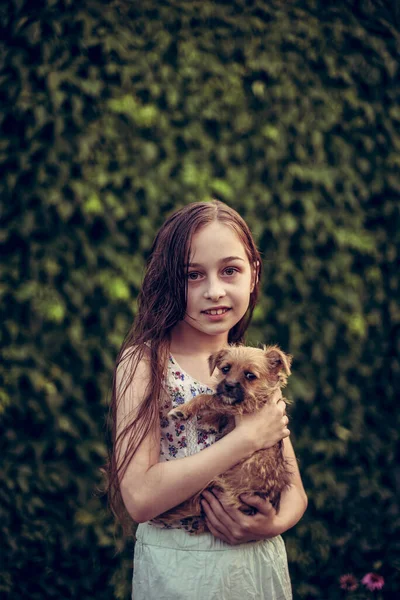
[[1, 0, 399, 598]]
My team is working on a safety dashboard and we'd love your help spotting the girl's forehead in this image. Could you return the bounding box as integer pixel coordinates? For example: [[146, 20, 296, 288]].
[[189, 222, 250, 263]]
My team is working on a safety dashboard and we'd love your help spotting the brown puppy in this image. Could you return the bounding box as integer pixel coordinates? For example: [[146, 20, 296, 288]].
[[155, 344, 292, 533]]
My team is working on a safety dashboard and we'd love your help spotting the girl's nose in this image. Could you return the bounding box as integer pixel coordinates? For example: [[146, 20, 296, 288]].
[[204, 278, 226, 301]]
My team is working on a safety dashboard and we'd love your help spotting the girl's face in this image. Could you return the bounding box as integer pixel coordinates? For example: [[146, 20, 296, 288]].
[[180, 221, 255, 341]]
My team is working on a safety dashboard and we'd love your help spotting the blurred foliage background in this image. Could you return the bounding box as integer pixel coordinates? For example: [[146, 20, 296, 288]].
[[1, 0, 399, 598]]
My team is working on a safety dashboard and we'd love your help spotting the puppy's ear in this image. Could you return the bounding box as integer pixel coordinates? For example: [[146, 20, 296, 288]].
[[208, 349, 228, 375], [263, 345, 292, 377]]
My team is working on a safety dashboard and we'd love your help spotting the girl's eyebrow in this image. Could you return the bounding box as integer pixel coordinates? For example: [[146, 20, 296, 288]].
[[186, 256, 245, 268]]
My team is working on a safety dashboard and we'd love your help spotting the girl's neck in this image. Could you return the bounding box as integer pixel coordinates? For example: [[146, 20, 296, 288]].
[[169, 322, 228, 358]]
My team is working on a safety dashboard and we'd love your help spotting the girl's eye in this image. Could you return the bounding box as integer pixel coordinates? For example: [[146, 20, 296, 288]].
[[221, 365, 231, 374], [188, 272, 200, 280], [245, 372, 257, 380], [223, 267, 239, 276]]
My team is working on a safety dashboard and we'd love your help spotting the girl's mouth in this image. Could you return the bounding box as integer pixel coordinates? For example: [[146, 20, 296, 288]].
[[202, 308, 231, 316]]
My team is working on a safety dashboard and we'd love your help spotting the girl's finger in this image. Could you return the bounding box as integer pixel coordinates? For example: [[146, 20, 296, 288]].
[[210, 489, 257, 533], [201, 499, 229, 537], [201, 494, 237, 535], [206, 492, 243, 532], [202, 490, 233, 522], [240, 494, 276, 516], [201, 493, 230, 526], [205, 517, 229, 544]]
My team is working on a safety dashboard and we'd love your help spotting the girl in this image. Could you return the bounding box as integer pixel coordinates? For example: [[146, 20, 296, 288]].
[[106, 200, 307, 600]]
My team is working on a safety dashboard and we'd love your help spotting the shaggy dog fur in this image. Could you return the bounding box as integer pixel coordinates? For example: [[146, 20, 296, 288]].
[[155, 344, 293, 533]]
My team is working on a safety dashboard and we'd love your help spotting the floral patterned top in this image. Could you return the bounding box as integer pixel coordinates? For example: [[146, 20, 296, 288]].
[[149, 354, 229, 533]]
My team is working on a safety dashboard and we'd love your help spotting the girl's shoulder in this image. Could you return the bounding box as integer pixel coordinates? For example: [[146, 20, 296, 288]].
[[116, 344, 152, 389], [119, 342, 151, 363]]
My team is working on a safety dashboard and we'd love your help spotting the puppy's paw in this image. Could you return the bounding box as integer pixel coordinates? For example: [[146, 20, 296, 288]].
[[168, 408, 187, 421]]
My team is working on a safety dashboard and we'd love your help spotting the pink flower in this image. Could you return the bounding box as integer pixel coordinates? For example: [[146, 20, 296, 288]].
[[361, 573, 385, 591], [339, 574, 359, 592]]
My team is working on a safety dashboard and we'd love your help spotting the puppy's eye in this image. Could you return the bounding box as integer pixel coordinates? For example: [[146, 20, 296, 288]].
[[221, 365, 231, 374], [245, 372, 257, 380]]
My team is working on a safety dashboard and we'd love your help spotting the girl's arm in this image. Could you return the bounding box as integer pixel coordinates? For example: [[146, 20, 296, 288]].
[[201, 436, 307, 544], [117, 355, 290, 523]]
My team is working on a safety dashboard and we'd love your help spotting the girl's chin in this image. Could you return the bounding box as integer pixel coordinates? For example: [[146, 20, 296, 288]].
[[181, 320, 230, 335]]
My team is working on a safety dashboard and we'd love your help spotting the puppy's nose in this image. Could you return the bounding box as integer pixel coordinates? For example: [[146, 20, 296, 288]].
[[224, 382, 236, 392]]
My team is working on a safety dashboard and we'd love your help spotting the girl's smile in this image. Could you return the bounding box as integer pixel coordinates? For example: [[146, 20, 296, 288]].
[[201, 307, 232, 320]]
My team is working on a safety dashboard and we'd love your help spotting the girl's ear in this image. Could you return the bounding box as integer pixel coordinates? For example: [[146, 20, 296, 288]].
[[251, 260, 260, 292]]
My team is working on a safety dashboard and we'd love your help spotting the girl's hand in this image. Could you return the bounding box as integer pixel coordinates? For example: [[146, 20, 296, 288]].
[[201, 489, 284, 545], [234, 390, 290, 453]]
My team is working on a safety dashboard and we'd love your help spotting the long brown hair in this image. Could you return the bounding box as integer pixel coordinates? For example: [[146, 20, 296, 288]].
[[100, 200, 262, 540]]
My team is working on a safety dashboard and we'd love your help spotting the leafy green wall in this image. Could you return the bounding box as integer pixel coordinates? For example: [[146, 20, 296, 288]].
[[1, 0, 399, 598]]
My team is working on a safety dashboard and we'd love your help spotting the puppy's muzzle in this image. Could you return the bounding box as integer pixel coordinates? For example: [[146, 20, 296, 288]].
[[216, 381, 244, 405]]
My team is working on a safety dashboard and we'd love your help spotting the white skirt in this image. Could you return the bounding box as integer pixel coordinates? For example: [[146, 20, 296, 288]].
[[132, 523, 292, 600]]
